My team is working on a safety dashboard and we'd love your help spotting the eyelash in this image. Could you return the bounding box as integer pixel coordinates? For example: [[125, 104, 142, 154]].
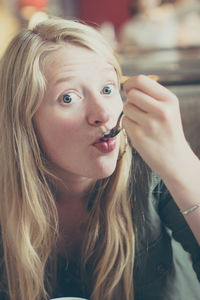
[[60, 91, 82, 105], [101, 84, 115, 95]]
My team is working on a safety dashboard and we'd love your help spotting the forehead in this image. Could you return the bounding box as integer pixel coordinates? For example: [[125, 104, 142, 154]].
[[44, 44, 116, 83]]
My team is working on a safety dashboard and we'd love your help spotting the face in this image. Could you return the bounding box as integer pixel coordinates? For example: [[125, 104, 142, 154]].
[[34, 44, 123, 181]]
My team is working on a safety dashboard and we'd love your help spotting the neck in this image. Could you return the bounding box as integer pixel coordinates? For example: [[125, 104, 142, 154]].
[[46, 160, 96, 204], [56, 176, 95, 203]]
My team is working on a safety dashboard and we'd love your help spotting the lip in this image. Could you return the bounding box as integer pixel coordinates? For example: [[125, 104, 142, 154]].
[[92, 136, 117, 154]]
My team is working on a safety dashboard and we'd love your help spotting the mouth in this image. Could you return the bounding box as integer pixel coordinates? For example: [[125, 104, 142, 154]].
[[93, 136, 117, 154], [93, 137, 113, 145], [99, 136, 109, 142], [94, 134, 116, 143]]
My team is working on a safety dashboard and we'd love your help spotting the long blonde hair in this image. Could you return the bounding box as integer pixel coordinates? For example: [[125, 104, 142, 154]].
[[0, 17, 134, 300]]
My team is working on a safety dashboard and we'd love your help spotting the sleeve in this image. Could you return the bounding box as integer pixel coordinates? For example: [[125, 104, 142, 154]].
[[154, 180, 200, 281]]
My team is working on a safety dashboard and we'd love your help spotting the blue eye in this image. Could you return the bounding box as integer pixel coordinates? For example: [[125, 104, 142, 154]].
[[61, 92, 81, 104], [102, 85, 113, 95], [62, 94, 72, 103]]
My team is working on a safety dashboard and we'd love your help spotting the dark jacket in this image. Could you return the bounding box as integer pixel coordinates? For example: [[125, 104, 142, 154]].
[[2, 175, 199, 299], [133, 174, 200, 299], [53, 173, 200, 299]]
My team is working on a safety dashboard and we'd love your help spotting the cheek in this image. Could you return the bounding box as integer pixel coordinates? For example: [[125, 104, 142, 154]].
[[34, 109, 81, 154], [116, 94, 123, 110]]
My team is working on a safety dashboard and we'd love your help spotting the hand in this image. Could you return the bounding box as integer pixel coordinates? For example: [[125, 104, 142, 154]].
[[122, 75, 192, 179], [122, 75, 200, 244]]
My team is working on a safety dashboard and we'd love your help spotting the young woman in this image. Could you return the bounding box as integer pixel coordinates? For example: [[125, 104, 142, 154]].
[[0, 17, 200, 300]]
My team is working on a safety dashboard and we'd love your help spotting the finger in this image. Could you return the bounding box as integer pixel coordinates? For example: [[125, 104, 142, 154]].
[[123, 103, 148, 125], [122, 116, 141, 144], [122, 113, 139, 130], [125, 88, 162, 114], [123, 74, 175, 102]]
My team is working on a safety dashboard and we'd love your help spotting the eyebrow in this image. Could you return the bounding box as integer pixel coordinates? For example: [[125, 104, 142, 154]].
[[103, 66, 117, 75], [55, 76, 77, 85]]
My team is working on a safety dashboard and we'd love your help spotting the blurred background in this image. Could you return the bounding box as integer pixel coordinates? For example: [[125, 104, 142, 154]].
[[1, 0, 200, 55], [0, 0, 200, 157]]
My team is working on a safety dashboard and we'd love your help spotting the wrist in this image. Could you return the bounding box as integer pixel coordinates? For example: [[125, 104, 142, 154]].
[[160, 148, 200, 211]]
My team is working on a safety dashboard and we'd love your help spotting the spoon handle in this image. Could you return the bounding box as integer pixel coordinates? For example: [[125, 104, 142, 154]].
[[103, 111, 124, 138]]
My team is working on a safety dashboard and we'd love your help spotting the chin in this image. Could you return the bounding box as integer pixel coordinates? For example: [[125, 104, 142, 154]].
[[91, 160, 117, 179]]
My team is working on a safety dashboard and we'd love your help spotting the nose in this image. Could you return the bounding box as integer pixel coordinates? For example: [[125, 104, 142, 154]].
[[87, 95, 113, 127]]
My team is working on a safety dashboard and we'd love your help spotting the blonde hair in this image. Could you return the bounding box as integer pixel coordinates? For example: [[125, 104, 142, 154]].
[[0, 17, 134, 300]]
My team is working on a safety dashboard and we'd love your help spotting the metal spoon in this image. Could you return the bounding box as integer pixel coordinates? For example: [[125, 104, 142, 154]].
[[102, 111, 124, 138]]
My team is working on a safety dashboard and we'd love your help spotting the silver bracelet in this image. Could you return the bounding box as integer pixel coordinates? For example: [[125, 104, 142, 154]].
[[181, 202, 200, 215]]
